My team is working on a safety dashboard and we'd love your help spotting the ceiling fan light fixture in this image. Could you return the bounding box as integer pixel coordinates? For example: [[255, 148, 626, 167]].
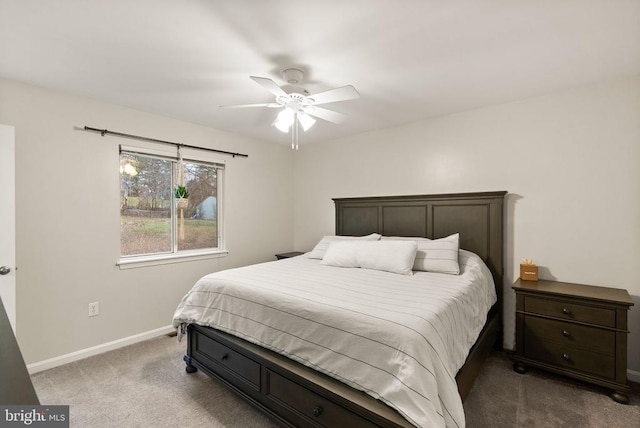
[[223, 68, 360, 149], [274, 108, 294, 133], [298, 112, 316, 132]]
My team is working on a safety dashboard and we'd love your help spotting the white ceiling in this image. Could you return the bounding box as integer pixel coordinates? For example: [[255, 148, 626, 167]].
[[1, 1, 639, 147]]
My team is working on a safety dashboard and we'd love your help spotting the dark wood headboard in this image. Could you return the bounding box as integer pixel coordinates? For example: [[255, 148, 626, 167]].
[[333, 191, 507, 305]]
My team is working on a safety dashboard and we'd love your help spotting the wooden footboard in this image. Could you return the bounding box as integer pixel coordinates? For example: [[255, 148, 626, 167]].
[[184, 305, 498, 428], [186, 323, 414, 428]]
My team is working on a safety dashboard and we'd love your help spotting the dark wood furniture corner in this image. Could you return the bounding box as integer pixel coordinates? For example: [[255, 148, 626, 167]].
[[0, 297, 40, 405], [512, 278, 634, 404], [275, 251, 305, 260]]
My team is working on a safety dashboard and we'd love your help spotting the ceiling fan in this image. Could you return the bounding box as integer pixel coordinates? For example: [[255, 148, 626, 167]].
[[221, 68, 360, 149]]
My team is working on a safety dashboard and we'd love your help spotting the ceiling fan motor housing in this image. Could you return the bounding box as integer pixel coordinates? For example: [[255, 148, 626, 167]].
[[279, 85, 310, 97], [282, 68, 304, 84]]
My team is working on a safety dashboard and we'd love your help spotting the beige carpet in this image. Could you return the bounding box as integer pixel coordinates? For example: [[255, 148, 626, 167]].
[[31, 335, 639, 427], [464, 352, 639, 427]]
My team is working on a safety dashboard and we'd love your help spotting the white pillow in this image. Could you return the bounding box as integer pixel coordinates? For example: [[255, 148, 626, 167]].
[[321, 240, 418, 275], [307, 233, 381, 259], [382, 234, 460, 274], [412, 233, 460, 274]]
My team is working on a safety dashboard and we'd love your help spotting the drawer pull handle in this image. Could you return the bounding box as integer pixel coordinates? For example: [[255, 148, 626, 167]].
[[562, 353, 570, 361], [562, 308, 571, 315], [562, 330, 571, 337], [312, 406, 323, 417], [221, 353, 229, 361]]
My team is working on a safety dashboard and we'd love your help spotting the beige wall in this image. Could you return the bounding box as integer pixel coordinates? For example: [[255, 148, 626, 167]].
[[0, 78, 294, 364], [292, 76, 640, 374], [3, 75, 639, 378]]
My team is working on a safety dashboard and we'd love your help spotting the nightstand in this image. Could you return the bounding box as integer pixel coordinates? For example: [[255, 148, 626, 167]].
[[275, 251, 304, 260], [512, 278, 634, 404]]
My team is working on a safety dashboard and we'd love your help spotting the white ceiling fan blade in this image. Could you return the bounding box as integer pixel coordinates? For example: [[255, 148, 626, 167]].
[[220, 103, 281, 108], [308, 85, 360, 105], [304, 106, 348, 124], [250, 76, 288, 97]]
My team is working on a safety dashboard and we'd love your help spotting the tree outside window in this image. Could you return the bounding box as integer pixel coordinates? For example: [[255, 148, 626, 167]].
[[120, 152, 220, 257]]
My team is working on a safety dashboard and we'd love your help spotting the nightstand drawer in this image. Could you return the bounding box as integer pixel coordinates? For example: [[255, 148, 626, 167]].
[[524, 338, 615, 379], [524, 296, 615, 327], [524, 316, 615, 354]]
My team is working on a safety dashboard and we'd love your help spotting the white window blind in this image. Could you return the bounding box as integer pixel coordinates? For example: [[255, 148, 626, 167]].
[[119, 142, 225, 169]]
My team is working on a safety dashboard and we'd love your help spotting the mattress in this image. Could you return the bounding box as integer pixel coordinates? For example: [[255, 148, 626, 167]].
[[172, 249, 496, 428]]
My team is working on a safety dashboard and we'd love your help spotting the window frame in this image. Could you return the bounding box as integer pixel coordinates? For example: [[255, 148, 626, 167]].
[[117, 143, 227, 269]]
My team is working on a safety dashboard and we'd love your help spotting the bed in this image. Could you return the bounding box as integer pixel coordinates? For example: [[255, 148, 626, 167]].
[[173, 191, 506, 428]]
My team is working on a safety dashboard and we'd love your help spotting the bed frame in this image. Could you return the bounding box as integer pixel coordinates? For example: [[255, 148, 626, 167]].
[[183, 191, 506, 427]]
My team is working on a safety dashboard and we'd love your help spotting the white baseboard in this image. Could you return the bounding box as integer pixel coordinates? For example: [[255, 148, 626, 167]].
[[628, 369, 640, 384], [27, 325, 176, 374]]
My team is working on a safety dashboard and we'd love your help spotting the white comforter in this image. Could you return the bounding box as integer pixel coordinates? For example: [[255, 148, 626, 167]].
[[172, 250, 496, 428]]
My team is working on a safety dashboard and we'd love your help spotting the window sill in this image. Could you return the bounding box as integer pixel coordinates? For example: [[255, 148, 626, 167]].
[[117, 249, 228, 270]]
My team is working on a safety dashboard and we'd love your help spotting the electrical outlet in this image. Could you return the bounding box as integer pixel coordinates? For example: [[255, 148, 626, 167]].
[[88, 302, 99, 317]]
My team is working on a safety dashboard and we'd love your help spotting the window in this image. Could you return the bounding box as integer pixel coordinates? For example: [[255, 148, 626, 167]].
[[118, 143, 225, 266]]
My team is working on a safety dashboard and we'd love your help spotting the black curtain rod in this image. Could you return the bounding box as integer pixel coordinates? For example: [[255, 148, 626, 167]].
[[83, 126, 249, 158]]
